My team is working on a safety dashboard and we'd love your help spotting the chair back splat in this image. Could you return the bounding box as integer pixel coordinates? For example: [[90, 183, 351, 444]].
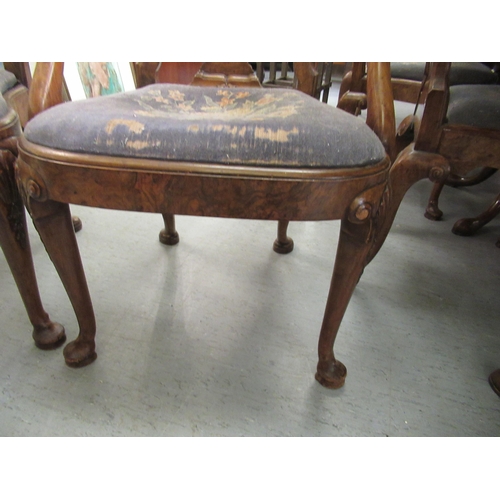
[[16, 62, 448, 390]]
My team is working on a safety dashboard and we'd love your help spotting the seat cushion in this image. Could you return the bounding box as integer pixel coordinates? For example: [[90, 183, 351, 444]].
[[391, 62, 498, 85], [0, 94, 9, 120], [447, 85, 500, 130], [0, 69, 18, 95], [24, 84, 386, 168]]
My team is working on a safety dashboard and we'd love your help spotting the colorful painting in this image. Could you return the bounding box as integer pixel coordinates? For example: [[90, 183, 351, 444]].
[[77, 62, 124, 98]]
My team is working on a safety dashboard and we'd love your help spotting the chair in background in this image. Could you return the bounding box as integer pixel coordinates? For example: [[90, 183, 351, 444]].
[[339, 62, 500, 243], [416, 65, 500, 244], [339, 62, 498, 105], [2, 62, 31, 128], [0, 67, 65, 349], [255, 62, 343, 103], [16, 62, 448, 389]]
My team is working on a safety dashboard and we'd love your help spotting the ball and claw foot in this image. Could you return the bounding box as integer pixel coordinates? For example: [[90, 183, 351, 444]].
[[273, 237, 294, 254], [159, 229, 180, 246], [315, 359, 347, 389], [63, 338, 97, 368], [33, 322, 66, 350]]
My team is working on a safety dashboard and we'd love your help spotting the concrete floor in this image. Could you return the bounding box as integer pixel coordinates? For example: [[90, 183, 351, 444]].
[[1, 82, 500, 436]]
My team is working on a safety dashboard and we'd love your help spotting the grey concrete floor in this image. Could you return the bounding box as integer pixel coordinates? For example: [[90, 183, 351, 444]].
[[1, 83, 500, 436]]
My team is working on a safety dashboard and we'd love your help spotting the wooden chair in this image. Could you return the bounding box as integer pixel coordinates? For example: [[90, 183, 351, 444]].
[[339, 62, 498, 105], [0, 67, 66, 349], [16, 62, 448, 389], [340, 63, 500, 242], [255, 63, 340, 103], [414, 64, 500, 243]]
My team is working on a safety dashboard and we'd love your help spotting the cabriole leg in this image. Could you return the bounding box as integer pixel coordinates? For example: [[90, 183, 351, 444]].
[[424, 181, 445, 221], [28, 198, 97, 367], [0, 150, 65, 348], [159, 213, 179, 245], [452, 192, 500, 237], [273, 220, 294, 254], [315, 215, 373, 389]]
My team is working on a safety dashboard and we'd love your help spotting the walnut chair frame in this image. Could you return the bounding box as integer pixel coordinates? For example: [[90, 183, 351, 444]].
[[16, 62, 449, 389], [0, 73, 65, 349], [413, 63, 500, 243]]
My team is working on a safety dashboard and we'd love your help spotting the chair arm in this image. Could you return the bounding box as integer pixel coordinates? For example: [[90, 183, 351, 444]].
[[366, 62, 397, 161], [414, 62, 451, 153]]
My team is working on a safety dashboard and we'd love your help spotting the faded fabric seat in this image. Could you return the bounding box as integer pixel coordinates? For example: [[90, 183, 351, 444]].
[[24, 84, 386, 168]]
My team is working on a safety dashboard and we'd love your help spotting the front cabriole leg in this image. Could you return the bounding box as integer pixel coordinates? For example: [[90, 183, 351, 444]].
[[17, 160, 97, 367], [0, 149, 65, 348], [315, 183, 385, 389], [316, 146, 450, 389]]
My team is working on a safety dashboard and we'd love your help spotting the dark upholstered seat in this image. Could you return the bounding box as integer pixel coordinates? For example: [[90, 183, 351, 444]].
[[0, 69, 18, 95], [0, 94, 10, 119], [0, 70, 18, 120], [24, 84, 386, 168], [447, 85, 500, 130], [390, 62, 498, 86]]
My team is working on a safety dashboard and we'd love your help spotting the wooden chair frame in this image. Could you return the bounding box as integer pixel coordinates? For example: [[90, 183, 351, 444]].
[[0, 76, 65, 349], [15, 62, 449, 389]]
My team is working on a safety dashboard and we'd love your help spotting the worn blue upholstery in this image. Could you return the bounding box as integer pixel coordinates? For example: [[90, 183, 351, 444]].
[[391, 62, 498, 86], [447, 85, 500, 130], [0, 69, 18, 95], [24, 84, 386, 169]]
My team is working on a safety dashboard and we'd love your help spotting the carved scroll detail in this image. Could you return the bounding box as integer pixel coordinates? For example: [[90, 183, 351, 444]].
[[14, 157, 49, 219]]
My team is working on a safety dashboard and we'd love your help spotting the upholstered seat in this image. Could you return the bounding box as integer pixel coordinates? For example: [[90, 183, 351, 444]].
[[0, 69, 18, 94], [447, 84, 500, 130], [390, 62, 498, 86], [25, 84, 385, 168], [0, 70, 18, 121]]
